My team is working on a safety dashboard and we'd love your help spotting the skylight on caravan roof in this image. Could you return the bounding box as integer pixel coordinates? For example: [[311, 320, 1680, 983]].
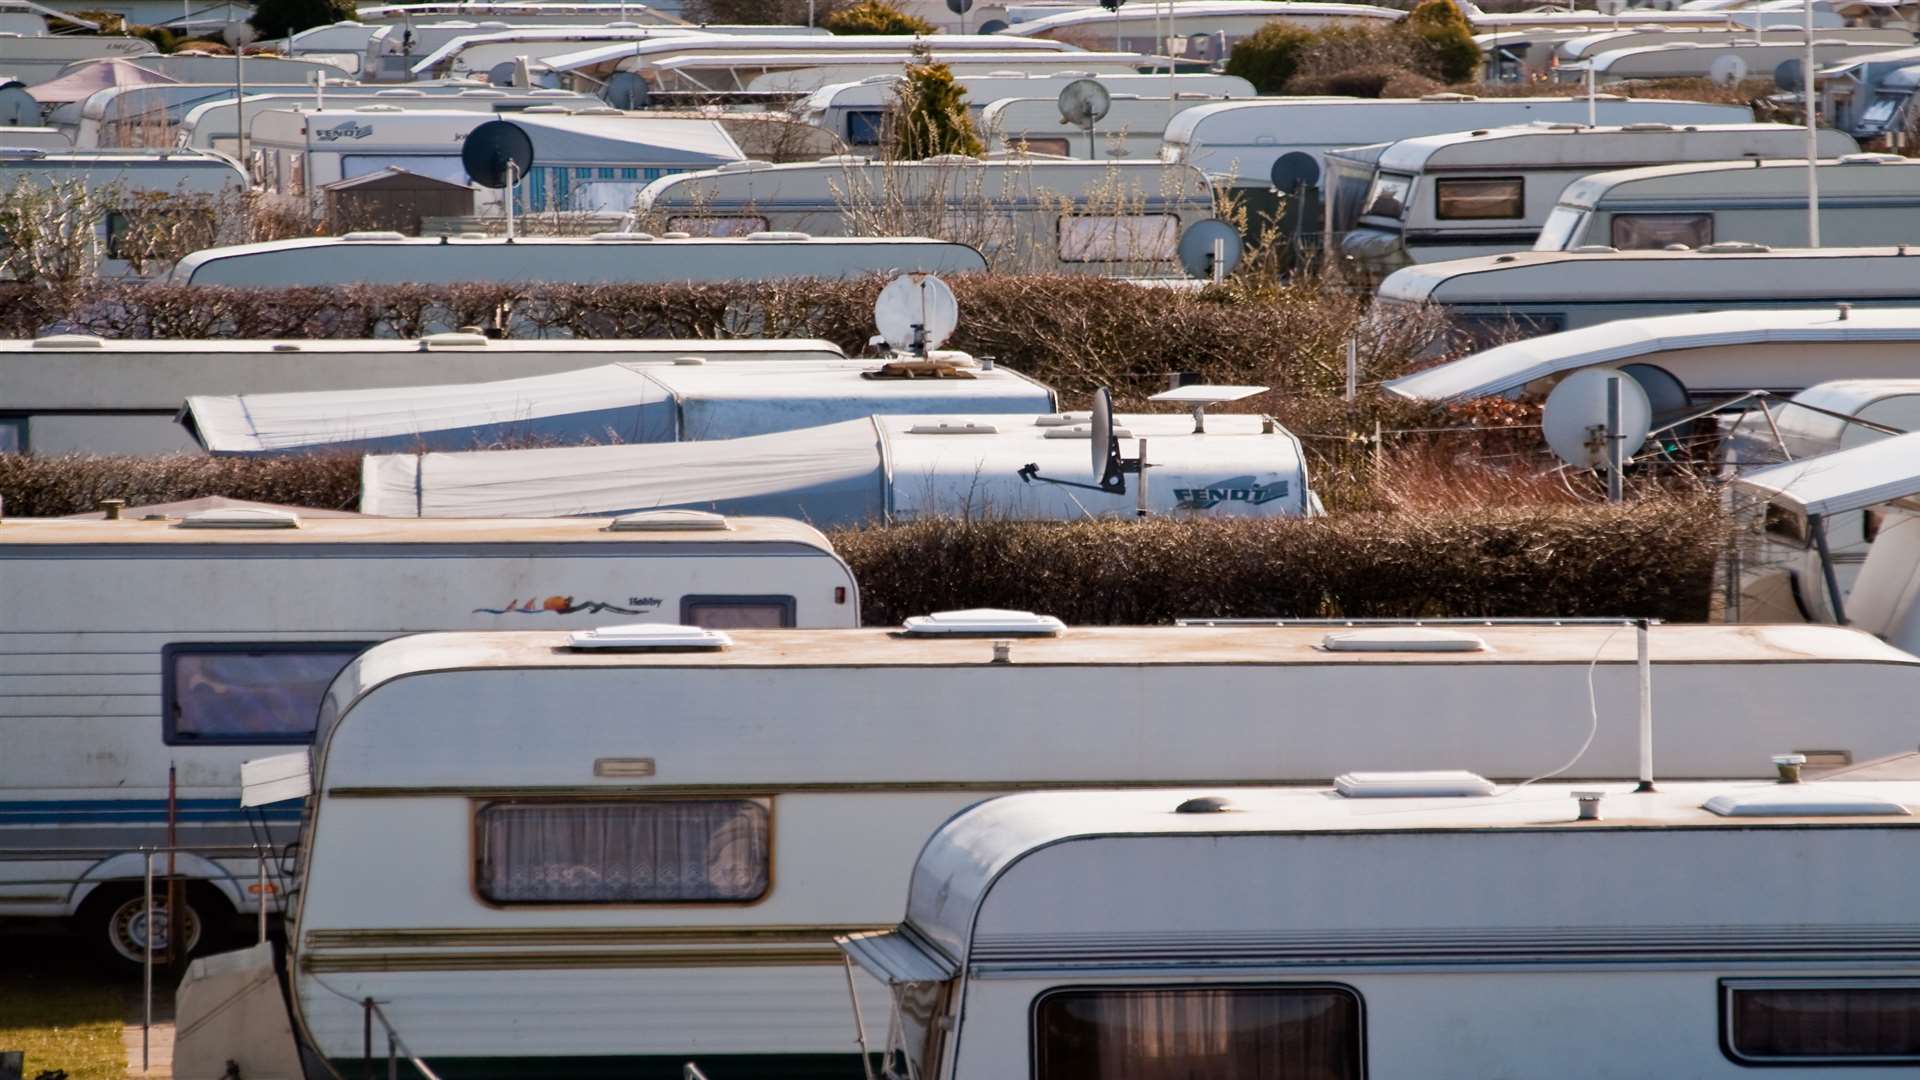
[[604, 510, 732, 532], [901, 609, 1065, 637], [567, 624, 732, 650], [1335, 771, 1497, 797], [1322, 628, 1488, 652], [1703, 789, 1911, 817], [174, 508, 301, 530]]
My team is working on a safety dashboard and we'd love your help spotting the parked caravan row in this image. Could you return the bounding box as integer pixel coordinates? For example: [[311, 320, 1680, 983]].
[[184, 621, 1920, 1076], [643, 52, 1158, 98], [361, 410, 1317, 522], [1535, 153, 1920, 252], [541, 33, 1084, 91], [69, 82, 321, 150], [1557, 24, 1912, 67], [167, 232, 990, 287], [982, 92, 1242, 160], [0, 335, 848, 456], [1335, 122, 1858, 279], [1568, 36, 1907, 83], [0, 512, 861, 967], [631, 157, 1217, 275], [0, 33, 153, 84]]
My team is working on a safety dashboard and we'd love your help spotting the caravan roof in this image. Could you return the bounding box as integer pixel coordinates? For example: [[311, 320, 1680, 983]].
[[408, 26, 704, 76], [1372, 122, 1856, 174], [1736, 379, 1920, 459], [0, 512, 837, 550], [1735, 429, 1920, 517], [1554, 153, 1920, 212], [1002, 0, 1402, 36], [1557, 24, 1908, 62], [1583, 38, 1897, 80], [542, 33, 1080, 79], [0, 148, 245, 192]]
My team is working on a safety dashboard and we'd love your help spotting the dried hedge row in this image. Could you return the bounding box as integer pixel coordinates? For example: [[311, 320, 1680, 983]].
[[831, 499, 1725, 625], [0, 453, 363, 518]]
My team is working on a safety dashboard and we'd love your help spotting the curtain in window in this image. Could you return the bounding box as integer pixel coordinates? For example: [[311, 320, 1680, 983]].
[[1035, 987, 1361, 1080], [477, 800, 769, 903], [170, 649, 362, 742], [1733, 987, 1920, 1058], [1610, 213, 1712, 251]]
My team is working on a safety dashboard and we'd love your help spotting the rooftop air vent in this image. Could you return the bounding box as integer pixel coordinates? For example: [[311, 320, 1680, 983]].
[[921, 154, 980, 165], [1044, 423, 1132, 439], [420, 332, 489, 347], [1620, 122, 1673, 132], [906, 421, 998, 434], [519, 104, 572, 113], [661, 231, 691, 239], [351, 104, 403, 114], [1839, 152, 1904, 164], [862, 360, 974, 380], [901, 609, 1065, 637], [1697, 241, 1772, 253], [672, 355, 706, 365], [1702, 789, 1911, 817], [1568, 244, 1619, 253], [1174, 795, 1237, 814], [1334, 771, 1496, 797], [574, 106, 622, 116], [527, 89, 573, 97], [566, 623, 733, 650], [815, 154, 870, 164], [31, 334, 104, 349], [590, 231, 655, 241], [714, 160, 774, 173], [375, 88, 428, 96], [604, 509, 731, 532], [459, 88, 508, 97], [1033, 413, 1089, 427], [340, 231, 406, 242], [271, 343, 302, 351], [175, 508, 301, 530], [746, 231, 811, 241], [1421, 92, 1477, 102], [1322, 628, 1487, 653]]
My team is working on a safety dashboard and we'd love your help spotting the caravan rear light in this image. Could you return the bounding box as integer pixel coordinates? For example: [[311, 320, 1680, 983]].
[[834, 587, 847, 605], [567, 624, 732, 650], [246, 882, 281, 896], [902, 609, 1064, 637]]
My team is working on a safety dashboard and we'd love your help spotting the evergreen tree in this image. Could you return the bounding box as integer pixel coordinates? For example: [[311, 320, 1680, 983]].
[[890, 62, 983, 160], [823, 0, 935, 35], [1223, 22, 1316, 94]]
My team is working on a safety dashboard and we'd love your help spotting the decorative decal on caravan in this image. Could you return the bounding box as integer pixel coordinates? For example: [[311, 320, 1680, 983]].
[[1174, 476, 1291, 510], [313, 122, 374, 142], [475, 595, 662, 616]]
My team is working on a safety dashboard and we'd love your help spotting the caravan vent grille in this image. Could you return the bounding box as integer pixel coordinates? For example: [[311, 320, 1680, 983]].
[[567, 623, 733, 650], [1322, 628, 1487, 653], [604, 510, 732, 532], [175, 508, 301, 530], [902, 609, 1065, 637], [1334, 771, 1496, 798], [340, 231, 406, 242], [1703, 790, 1911, 817]]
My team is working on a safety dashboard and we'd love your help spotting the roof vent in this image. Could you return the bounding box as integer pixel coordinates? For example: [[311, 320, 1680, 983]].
[[1839, 152, 1903, 164], [1033, 413, 1089, 427], [672, 355, 706, 365], [340, 231, 406, 242], [574, 106, 622, 115], [1620, 121, 1673, 131], [1703, 789, 1911, 817], [420, 332, 489, 347], [31, 334, 105, 349], [714, 159, 774, 173], [353, 104, 403, 113], [920, 154, 980, 165], [901, 608, 1065, 637], [1697, 241, 1772, 253], [1420, 92, 1477, 102], [1568, 244, 1618, 254], [1494, 254, 1518, 263], [1044, 423, 1132, 439], [1174, 795, 1237, 814], [175, 508, 301, 530], [604, 509, 731, 532], [1334, 771, 1496, 797], [376, 88, 428, 96], [746, 230, 811, 241], [815, 154, 870, 164], [519, 104, 572, 113], [590, 231, 655, 241], [1322, 627, 1487, 653], [458, 88, 508, 97], [862, 360, 974, 381], [906, 421, 998, 434], [526, 88, 574, 97], [566, 623, 732, 650], [271, 342, 302, 351], [661, 231, 691, 239]]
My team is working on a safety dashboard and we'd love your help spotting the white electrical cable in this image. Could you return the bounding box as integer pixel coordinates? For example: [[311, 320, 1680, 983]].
[[1499, 625, 1623, 796]]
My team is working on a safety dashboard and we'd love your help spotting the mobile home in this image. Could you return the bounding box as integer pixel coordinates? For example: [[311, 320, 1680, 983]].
[[172, 87, 596, 157], [982, 92, 1242, 160], [1002, 0, 1402, 57], [182, 357, 1057, 455], [0, 334, 847, 456], [407, 26, 706, 79], [1555, 24, 1910, 65], [1337, 122, 1859, 279], [0, 512, 860, 968], [631, 157, 1217, 275], [194, 620, 1920, 1076], [1375, 247, 1920, 340], [168, 233, 989, 286], [1536, 154, 1920, 252], [840, 778, 1920, 1080], [1819, 45, 1920, 140], [543, 34, 1083, 92], [1462, 1, 1846, 33], [720, 54, 1155, 96], [361, 410, 1316, 522], [67, 83, 318, 149]]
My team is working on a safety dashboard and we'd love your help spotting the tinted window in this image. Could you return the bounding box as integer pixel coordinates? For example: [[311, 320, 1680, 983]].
[[0, 416, 21, 454], [1611, 213, 1712, 251], [846, 109, 887, 146], [476, 800, 770, 904], [164, 644, 367, 745], [1727, 983, 1920, 1062], [1435, 177, 1523, 220], [681, 595, 795, 629], [1035, 986, 1363, 1080]]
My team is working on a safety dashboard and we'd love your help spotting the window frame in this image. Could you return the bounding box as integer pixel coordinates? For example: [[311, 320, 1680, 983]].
[[1721, 978, 1920, 1066], [679, 594, 797, 629], [161, 641, 373, 747], [469, 796, 776, 909], [1434, 175, 1525, 221], [1054, 212, 1180, 264], [1028, 982, 1367, 1080]]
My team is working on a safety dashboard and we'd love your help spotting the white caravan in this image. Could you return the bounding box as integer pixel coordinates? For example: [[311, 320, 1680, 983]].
[[169, 233, 989, 286], [1461, 1, 1846, 32], [408, 26, 707, 79], [544, 33, 1082, 90], [1376, 247, 1920, 340], [361, 410, 1317, 522], [1338, 123, 1859, 278], [1160, 96, 1754, 190], [631, 157, 1217, 275], [0, 148, 248, 278], [0, 126, 69, 149], [0, 512, 860, 968], [840, 778, 1920, 1080], [692, 54, 1154, 97], [0, 334, 846, 456], [68, 83, 317, 149], [172, 88, 595, 157], [0, 34, 154, 84], [1820, 45, 1920, 140], [1556, 24, 1911, 65], [983, 93, 1240, 160], [182, 357, 1058, 455], [1002, 0, 1401, 58], [1384, 306, 1920, 404], [1537, 154, 1920, 252], [244, 107, 742, 217], [186, 621, 1920, 1077], [1572, 37, 1902, 82], [803, 71, 1253, 149]]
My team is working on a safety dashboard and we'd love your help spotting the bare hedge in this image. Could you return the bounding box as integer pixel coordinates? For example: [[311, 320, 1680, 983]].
[[0, 452, 362, 518], [831, 499, 1725, 625]]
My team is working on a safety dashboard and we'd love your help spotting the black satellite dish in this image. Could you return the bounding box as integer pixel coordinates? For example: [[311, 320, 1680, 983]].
[[461, 119, 534, 190], [603, 71, 649, 110], [1774, 58, 1804, 93], [978, 18, 1009, 32], [946, 0, 973, 12], [1270, 150, 1320, 193]]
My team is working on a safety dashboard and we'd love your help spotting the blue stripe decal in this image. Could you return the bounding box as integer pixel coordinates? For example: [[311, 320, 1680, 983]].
[[0, 798, 303, 825]]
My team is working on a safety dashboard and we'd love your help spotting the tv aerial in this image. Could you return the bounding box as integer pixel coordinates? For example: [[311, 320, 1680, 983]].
[[873, 273, 959, 358], [1177, 219, 1243, 282], [1542, 367, 1651, 501], [1057, 78, 1111, 159], [1017, 387, 1153, 517], [1149, 383, 1267, 433], [1709, 53, 1749, 88], [462, 119, 534, 240]]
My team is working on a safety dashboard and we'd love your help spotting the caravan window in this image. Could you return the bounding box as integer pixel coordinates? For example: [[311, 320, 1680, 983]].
[[1057, 214, 1179, 263], [1033, 985, 1363, 1080], [0, 416, 21, 453], [163, 643, 369, 745], [475, 799, 771, 904], [342, 154, 471, 186], [1013, 137, 1072, 157], [1363, 172, 1412, 219], [846, 109, 888, 147], [681, 595, 796, 629], [1435, 177, 1523, 220], [1725, 981, 1920, 1062], [1864, 94, 1902, 128], [1611, 213, 1712, 251]]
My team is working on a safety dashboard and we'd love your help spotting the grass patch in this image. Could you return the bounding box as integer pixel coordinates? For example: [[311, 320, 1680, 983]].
[[0, 934, 125, 1080]]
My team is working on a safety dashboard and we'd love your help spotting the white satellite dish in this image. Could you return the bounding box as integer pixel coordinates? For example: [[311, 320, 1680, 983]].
[[873, 273, 959, 356], [1542, 368, 1651, 470], [1708, 53, 1749, 87], [1057, 78, 1111, 127], [1090, 386, 1115, 482]]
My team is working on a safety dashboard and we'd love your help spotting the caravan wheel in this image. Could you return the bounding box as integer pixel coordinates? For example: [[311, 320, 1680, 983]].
[[78, 883, 226, 971]]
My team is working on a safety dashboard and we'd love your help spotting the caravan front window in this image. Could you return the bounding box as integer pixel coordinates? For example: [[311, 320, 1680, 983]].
[[1725, 980, 1920, 1062], [846, 109, 888, 147], [475, 799, 771, 904], [1033, 985, 1364, 1080], [1363, 172, 1412, 219], [162, 643, 369, 745]]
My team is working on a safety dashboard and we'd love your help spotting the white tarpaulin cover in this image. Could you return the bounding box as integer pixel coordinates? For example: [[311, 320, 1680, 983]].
[[184, 360, 1055, 454], [1732, 429, 1920, 517]]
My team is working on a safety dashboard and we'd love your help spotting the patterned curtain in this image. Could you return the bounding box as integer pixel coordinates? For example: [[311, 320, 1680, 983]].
[[478, 800, 769, 903]]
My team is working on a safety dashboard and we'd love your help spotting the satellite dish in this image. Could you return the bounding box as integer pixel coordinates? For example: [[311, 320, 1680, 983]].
[[1177, 219, 1244, 280], [1269, 150, 1320, 193], [1708, 53, 1749, 87], [1057, 78, 1111, 128], [1774, 57, 1804, 92], [1542, 367, 1652, 470], [461, 119, 534, 189], [222, 21, 257, 48], [1621, 362, 1694, 440], [873, 273, 959, 356], [1090, 386, 1115, 483], [978, 18, 1009, 32], [946, 0, 973, 12], [604, 71, 649, 110]]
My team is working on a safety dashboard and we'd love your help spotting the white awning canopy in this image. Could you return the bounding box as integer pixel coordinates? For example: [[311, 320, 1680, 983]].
[[1732, 430, 1920, 516]]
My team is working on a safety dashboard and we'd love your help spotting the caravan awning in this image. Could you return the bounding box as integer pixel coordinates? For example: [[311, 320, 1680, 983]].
[[509, 114, 743, 169], [1732, 430, 1920, 517]]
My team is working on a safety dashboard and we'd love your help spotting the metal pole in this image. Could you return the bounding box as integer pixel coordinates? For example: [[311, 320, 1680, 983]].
[[1606, 374, 1625, 503], [1805, 0, 1821, 246], [1211, 236, 1224, 284], [1635, 618, 1655, 792], [1586, 64, 1596, 127], [389, 1031, 399, 1080], [1113, 4, 1121, 52], [364, 998, 376, 1080], [1135, 438, 1149, 518], [142, 850, 153, 1074], [257, 849, 269, 944], [505, 160, 516, 241], [1344, 337, 1358, 401], [236, 47, 247, 185], [1166, 0, 1177, 121], [1812, 513, 1849, 624]]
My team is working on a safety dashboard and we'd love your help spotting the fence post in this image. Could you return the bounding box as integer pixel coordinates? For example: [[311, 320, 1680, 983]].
[[388, 1030, 399, 1080], [142, 850, 153, 1075], [257, 849, 269, 944], [364, 998, 376, 1080], [1344, 337, 1358, 402]]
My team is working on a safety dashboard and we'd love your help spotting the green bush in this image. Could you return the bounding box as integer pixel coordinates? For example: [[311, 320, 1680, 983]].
[[890, 62, 983, 159], [249, 0, 356, 41], [1224, 22, 1316, 93], [1406, 0, 1483, 84], [821, 0, 933, 34]]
